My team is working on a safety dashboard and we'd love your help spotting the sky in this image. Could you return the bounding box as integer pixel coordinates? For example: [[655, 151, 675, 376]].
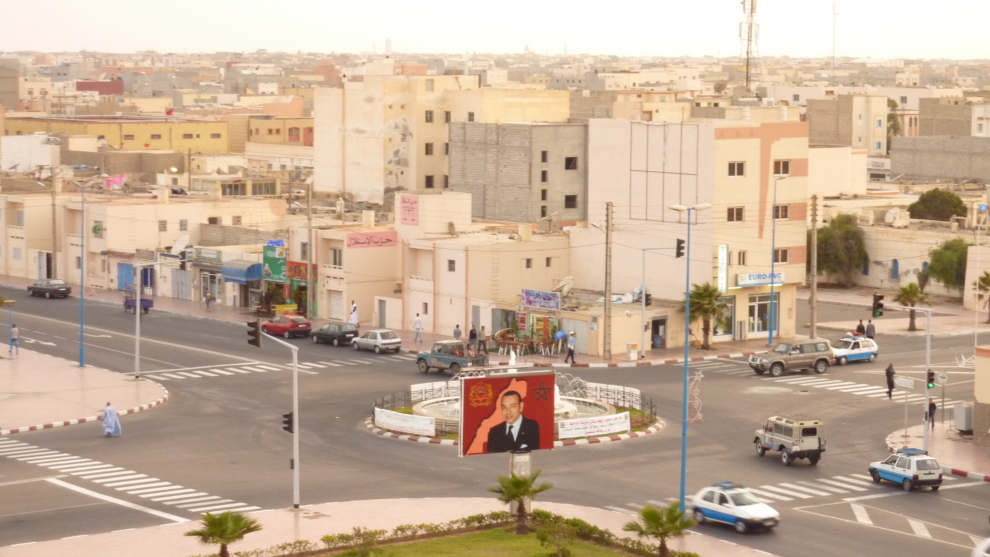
[[1, 0, 989, 61]]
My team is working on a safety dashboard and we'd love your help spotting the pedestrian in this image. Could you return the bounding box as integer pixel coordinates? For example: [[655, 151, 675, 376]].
[[413, 313, 423, 344], [453, 324, 462, 340], [10, 324, 18, 356], [564, 331, 576, 364], [348, 300, 359, 326], [204, 293, 213, 312], [468, 325, 478, 350], [928, 399, 937, 430], [479, 326, 488, 352], [101, 402, 122, 437], [856, 320, 866, 335], [866, 319, 875, 339], [885, 363, 895, 399]]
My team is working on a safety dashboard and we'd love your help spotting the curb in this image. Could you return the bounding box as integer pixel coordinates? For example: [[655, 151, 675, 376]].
[[364, 418, 664, 448], [819, 323, 979, 338], [884, 430, 990, 483], [399, 351, 758, 368]]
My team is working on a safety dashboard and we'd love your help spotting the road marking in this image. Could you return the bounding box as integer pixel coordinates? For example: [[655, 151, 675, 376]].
[[777, 482, 831, 496], [799, 482, 847, 494], [646, 500, 669, 507], [605, 505, 637, 515], [835, 475, 882, 487], [173, 496, 222, 507], [209, 369, 235, 375], [816, 478, 867, 491], [80, 470, 134, 480], [845, 387, 888, 394], [104, 477, 161, 488], [238, 366, 268, 372], [218, 506, 261, 512], [299, 362, 326, 368], [186, 501, 239, 512], [317, 361, 342, 367], [300, 369, 318, 375], [850, 503, 873, 525], [843, 492, 903, 502], [176, 372, 202, 378], [93, 474, 146, 484], [35, 457, 91, 466], [162, 374, 186, 379], [122, 483, 174, 494], [54, 463, 109, 472], [907, 519, 932, 538], [758, 485, 812, 499], [0, 475, 68, 487], [0, 448, 51, 456], [73, 467, 124, 476], [254, 365, 281, 371], [225, 368, 253, 374], [46, 478, 187, 523], [823, 382, 862, 390], [145, 375, 169, 380], [972, 536, 985, 547], [146, 489, 198, 500], [14, 451, 61, 459], [191, 370, 217, 377], [745, 488, 792, 502], [936, 480, 988, 490]]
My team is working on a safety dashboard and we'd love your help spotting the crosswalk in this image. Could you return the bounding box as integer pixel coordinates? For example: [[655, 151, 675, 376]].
[[143, 354, 417, 381], [0, 437, 259, 515], [762, 375, 966, 409], [806, 501, 987, 549], [603, 473, 958, 515], [684, 359, 754, 377]]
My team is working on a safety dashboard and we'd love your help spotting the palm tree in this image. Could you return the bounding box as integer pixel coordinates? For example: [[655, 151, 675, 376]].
[[973, 271, 990, 323], [893, 283, 931, 332], [623, 502, 697, 557], [184, 511, 263, 557], [488, 470, 553, 535], [677, 282, 727, 350]]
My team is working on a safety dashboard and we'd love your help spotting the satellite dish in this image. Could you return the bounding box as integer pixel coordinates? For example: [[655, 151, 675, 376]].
[[552, 276, 574, 297], [170, 235, 190, 255], [884, 207, 900, 224]]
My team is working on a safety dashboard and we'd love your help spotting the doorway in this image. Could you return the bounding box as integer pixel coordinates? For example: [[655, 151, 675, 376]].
[[378, 299, 386, 328], [748, 293, 779, 334], [651, 318, 667, 349]]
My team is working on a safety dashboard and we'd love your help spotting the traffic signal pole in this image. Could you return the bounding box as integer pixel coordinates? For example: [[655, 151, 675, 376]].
[[886, 304, 932, 452]]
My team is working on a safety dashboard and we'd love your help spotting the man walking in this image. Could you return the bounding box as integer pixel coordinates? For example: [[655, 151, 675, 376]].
[[468, 325, 478, 350], [453, 324, 462, 340], [928, 399, 937, 430], [413, 313, 423, 344], [564, 331, 576, 364], [885, 363, 895, 399], [866, 319, 876, 339], [101, 402, 122, 437], [856, 320, 866, 335], [10, 324, 18, 357]]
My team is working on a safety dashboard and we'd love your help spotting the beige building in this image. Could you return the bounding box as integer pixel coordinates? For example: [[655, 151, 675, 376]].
[[918, 97, 990, 137], [807, 94, 889, 156]]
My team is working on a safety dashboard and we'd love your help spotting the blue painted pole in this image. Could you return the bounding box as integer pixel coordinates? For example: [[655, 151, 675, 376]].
[[8, 305, 12, 357], [79, 182, 86, 367], [679, 208, 692, 511], [768, 178, 778, 345]]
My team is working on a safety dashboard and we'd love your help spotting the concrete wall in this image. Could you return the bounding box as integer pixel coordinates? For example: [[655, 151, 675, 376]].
[[891, 135, 990, 183], [199, 224, 279, 247], [919, 97, 974, 136], [808, 146, 868, 198], [853, 225, 974, 298], [60, 150, 186, 182], [974, 346, 990, 448], [0, 134, 60, 174]]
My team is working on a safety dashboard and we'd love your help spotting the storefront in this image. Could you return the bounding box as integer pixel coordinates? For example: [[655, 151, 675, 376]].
[[286, 261, 316, 317], [192, 248, 224, 303], [221, 260, 263, 308]]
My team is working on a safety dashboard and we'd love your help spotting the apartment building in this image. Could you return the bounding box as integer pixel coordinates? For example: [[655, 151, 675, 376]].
[[4, 116, 229, 152], [918, 97, 990, 137], [807, 94, 888, 156]]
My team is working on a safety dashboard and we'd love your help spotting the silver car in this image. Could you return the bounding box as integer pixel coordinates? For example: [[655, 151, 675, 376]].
[[352, 329, 402, 354]]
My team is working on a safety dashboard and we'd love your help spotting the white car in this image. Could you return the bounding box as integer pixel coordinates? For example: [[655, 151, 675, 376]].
[[868, 448, 943, 491], [690, 482, 780, 533], [974, 537, 990, 557], [351, 329, 402, 354], [831, 333, 879, 365]]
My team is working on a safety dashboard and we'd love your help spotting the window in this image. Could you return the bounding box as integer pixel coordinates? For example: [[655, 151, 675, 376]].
[[774, 248, 789, 264], [564, 195, 578, 209], [254, 182, 276, 196], [774, 205, 789, 220], [182, 133, 193, 139], [737, 251, 747, 266], [123, 134, 134, 140], [425, 110, 434, 123], [232, 216, 242, 226], [541, 206, 547, 217], [541, 170, 548, 183], [158, 220, 167, 232], [792, 94, 800, 102], [546, 257, 552, 267], [541, 150, 548, 163], [208, 217, 220, 225], [76, 256, 82, 270], [425, 79, 434, 92], [211, 133, 221, 139], [980, 123, 984, 133], [425, 143, 434, 155], [422, 302, 429, 315], [444, 111, 451, 123], [467, 112, 475, 122], [541, 189, 547, 201], [900, 96, 908, 104], [563, 157, 578, 170], [876, 141, 882, 151], [876, 119, 883, 128], [151, 134, 161, 140], [443, 175, 449, 189], [332, 247, 343, 267], [16, 210, 24, 227], [525, 258, 532, 269], [727, 207, 744, 222], [425, 175, 435, 189], [728, 161, 745, 176], [179, 219, 188, 232], [300, 242, 309, 260], [12, 247, 21, 261], [773, 160, 790, 175], [448, 260, 456, 272], [444, 142, 449, 155]]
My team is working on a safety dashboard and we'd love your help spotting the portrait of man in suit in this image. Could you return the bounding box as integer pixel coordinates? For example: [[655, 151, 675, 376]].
[[486, 390, 541, 453]]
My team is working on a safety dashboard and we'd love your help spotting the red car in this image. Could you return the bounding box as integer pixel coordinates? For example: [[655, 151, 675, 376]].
[[261, 314, 311, 339]]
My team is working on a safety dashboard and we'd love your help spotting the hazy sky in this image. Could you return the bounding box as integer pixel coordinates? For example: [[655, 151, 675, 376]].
[[1, 0, 988, 60]]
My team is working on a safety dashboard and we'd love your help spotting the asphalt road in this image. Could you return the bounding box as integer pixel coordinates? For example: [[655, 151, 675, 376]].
[[1, 286, 988, 557]]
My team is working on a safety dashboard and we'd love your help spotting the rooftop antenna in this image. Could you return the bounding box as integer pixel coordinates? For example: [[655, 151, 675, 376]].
[[739, 0, 761, 92]]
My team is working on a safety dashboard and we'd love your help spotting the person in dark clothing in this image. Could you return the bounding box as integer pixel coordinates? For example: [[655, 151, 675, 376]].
[[928, 399, 937, 430], [866, 320, 876, 339], [468, 326, 478, 350], [856, 320, 866, 335], [885, 364, 895, 399]]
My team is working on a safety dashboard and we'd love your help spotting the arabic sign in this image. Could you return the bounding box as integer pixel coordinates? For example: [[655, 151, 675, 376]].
[[718, 244, 728, 293], [558, 411, 631, 439], [286, 261, 315, 282], [521, 289, 560, 311], [737, 272, 785, 287], [374, 408, 435, 437], [195, 248, 223, 262], [460, 373, 556, 457], [263, 245, 286, 282], [400, 195, 419, 225], [347, 230, 397, 249]]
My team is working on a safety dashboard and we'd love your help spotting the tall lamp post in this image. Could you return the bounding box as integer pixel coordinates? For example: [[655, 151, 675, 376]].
[[5, 300, 14, 357], [669, 202, 711, 511], [768, 176, 787, 345]]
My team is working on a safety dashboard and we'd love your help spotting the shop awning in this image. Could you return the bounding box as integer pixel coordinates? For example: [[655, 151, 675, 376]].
[[222, 260, 262, 284]]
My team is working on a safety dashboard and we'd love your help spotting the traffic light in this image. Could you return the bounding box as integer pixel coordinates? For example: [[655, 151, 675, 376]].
[[927, 370, 935, 389], [645, 293, 653, 307], [872, 294, 885, 317], [247, 320, 262, 347], [676, 238, 685, 258], [282, 412, 294, 433], [289, 458, 294, 470]]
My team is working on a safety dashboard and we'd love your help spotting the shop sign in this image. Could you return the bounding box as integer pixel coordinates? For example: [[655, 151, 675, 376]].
[[521, 289, 560, 311], [737, 272, 785, 287], [263, 245, 286, 282], [346, 230, 397, 249], [718, 244, 728, 293], [195, 248, 223, 262], [287, 261, 315, 282]]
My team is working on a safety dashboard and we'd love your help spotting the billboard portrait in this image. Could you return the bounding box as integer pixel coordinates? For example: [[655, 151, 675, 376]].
[[460, 372, 556, 457]]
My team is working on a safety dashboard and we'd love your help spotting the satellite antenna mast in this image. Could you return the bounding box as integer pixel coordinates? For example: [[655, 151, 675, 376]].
[[739, 0, 761, 92]]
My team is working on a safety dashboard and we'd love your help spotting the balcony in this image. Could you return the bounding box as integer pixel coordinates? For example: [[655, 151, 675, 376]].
[[321, 264, 344, 280], [408, 275, 434, 292]]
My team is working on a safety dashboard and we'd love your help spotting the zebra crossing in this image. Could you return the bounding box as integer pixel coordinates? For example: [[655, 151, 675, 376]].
[[603, 473, 958, 515], [143, 353, 417, 381], [0, 438, 259, 515], [684, 359, 754, 377], [762, 375, 966, 409]]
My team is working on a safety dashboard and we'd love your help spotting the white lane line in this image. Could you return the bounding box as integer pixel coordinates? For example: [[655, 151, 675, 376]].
[[146, 489, 198, 500], [299, 369, 318, 375], [80, 470, 134, 480], [238, 366, 268, 372], [351, 359, 377, 364], [39, 458, 92, 467], [173, 496, 223, 507], [816, 478, 866, 491], [15, 451, 62, 460], [46, 478, 187, 523], [208, 369, 235, 375], [104, 477, 160, 488], [317, 361, 342, 367], [758, 485, 813, 499], [833, 475, 881, 488], [833, 384, 877, 392], [849, 474, 879, 481], [73, 467, 123, 476], [605, 505, 638, 515], [0, 448, 48, 456], [186, 501, 239, 512], [772, 377, 833, 384], [93, 474, 146, 484], [777, 482, 832, 496], [908, 519, 932, 538], [301, 362, 327, 368], [847, 387, 889, 395], [646, 500, 669, 506], [225, 368, 253, 374], [801, 481, 848, 494], [145, 375, 169, 381], [176, 372, 202, 378], [253, 365, 281, 371], [149, 492, 210, 503], [823, 382, 863, 390], [26, 454, 85, 464], [803, 380, 850, 388], [745, 488, 793, 502], [121, 483, 173, 493], [850, 503, 873, 525], [162, 373, 187, 379], [217, 506, 261, 513], [191, 370, 218, 377], [56, 463, 110, 472]]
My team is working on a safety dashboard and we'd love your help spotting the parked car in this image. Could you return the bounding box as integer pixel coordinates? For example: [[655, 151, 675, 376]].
[[754, 416, 826, 466], [831, 333, 879, 365], [261, 315, 311, 339], [27, 279, 71, 299], [311, 322, 359, 346], [416, 340, 488, 373], [868, 448, 943, 491], [690, 482, 780, 534], [352, 329, 402, 353], [748, 339, 833, 377]]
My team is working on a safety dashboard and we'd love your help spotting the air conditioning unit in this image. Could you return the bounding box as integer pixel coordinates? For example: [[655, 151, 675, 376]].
[[953, 403, 973, 432]]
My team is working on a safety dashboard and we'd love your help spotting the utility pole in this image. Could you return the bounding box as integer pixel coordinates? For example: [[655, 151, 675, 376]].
[[810, 195, 818, 338], [307, 183, 315, 319], [603, 202, 613, 360], [51, 170, 58, 279]]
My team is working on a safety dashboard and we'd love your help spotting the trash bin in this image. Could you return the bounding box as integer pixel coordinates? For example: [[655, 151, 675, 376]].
[[627, 343, 638, 361]]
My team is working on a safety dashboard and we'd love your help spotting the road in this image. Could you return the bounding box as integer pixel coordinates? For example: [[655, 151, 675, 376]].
[[0, 286, 987, 556]]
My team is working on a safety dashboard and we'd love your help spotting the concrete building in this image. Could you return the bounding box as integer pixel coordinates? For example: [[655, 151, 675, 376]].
[[313, 75, 570, 203], [891, 136, 990, 183], [918, 97, 990, 137], [4, 116, 229, 153], [807, 95, 889, 156], [807, 146, 868, 198], [246, 116, 314, 146], [0, 66, 19, 109], [448, 122, 587, 223]]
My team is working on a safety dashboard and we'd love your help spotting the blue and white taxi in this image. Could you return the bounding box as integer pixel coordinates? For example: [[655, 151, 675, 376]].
[[830, 333, 879, 365], [868, 448, 943, 491], [690, 482, 780, 533]]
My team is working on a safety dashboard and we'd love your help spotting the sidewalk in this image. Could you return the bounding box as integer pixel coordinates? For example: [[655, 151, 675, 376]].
[[885, 422, 990, 481], [0, 497, 778, 557], [0, 349, 167, 435]]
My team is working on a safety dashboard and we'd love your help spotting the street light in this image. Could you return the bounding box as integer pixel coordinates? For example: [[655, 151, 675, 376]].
[[668, 202, 711, 511], [768, 176, 787, 345], [4, 300, 14, 357]]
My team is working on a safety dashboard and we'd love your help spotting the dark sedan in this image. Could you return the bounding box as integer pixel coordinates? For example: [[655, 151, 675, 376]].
[[311, 322, 359, 346], [28, 279, 72, 299]]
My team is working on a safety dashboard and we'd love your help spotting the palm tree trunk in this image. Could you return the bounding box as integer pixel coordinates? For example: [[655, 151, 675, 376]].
[[658, 539, 669, 557], [701, 319, 711, 350], [985, 302, 990, 324], [908, 308, 917, 332], [515, 503, 528, 535], [219, 544, 230, 557]]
